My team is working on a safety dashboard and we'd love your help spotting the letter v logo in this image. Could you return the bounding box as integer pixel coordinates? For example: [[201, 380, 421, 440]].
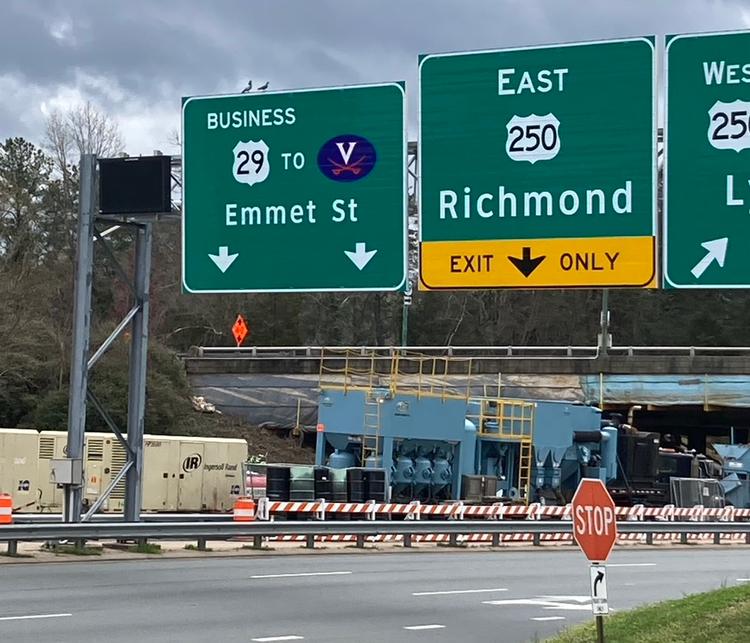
[[336, 141, 357, 164]]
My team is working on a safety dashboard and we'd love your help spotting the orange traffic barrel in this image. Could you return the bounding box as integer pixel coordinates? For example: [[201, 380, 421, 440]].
[[0, 493, 13, 524], [233, 497, 256, 522]]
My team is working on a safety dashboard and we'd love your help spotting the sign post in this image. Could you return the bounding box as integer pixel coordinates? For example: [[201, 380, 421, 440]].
[[182, 83, 406, 293], [572, 478, 618, 643], [664, 30, 750, 288], [419, 38, 656, 289]]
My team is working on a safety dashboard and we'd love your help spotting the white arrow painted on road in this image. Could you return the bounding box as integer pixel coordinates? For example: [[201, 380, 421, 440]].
[[344, 242, 377, 270], [209, 246, 239, 273], [691, 237, 728, 279]]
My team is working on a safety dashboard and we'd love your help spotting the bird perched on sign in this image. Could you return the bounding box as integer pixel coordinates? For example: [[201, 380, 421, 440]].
[[257, 81, 269, 90], [241, 80, 252, 93]]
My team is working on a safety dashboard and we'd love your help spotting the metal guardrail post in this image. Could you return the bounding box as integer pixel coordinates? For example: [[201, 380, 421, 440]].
[[6, 540, 17, 556], [306, 534, 315, 549], [449, 533, 458, 547], [714, 532, 721, 545], [196, 538, 208, 551], [356, 534, 365, 548], [403, 534, 412, 548], [533, 533, 541, 546], [491, 533, 500, 547], [253, 535, 263, 549], [646, 532, 654, 545]]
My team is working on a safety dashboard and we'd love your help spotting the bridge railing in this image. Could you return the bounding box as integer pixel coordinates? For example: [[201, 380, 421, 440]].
[[189, 345, 750, 360], [191, 345, 602, 359]]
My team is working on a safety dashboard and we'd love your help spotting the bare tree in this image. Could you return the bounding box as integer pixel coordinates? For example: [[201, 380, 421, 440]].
[[44, 101, 124, 177]]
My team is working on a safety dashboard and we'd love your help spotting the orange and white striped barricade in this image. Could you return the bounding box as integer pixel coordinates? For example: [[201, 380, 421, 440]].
[[1, 494, 15, 555], [233, 497, 256, 522], [0, 493, 12, 524]]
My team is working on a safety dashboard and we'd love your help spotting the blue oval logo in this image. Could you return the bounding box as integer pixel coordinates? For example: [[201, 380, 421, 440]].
[[317, 134, 377, 182]]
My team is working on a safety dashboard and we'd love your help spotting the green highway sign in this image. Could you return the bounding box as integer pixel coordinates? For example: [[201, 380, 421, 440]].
[[664, 30, 750, 288], [419, 38, 656, 289], [182, 84, 406, 293]]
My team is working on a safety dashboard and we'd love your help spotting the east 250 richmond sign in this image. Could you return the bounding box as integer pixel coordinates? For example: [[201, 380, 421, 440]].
[[418, 38, 657, 289]]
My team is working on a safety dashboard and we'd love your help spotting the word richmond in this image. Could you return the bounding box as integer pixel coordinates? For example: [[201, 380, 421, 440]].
[[438, 181, 637, 219]]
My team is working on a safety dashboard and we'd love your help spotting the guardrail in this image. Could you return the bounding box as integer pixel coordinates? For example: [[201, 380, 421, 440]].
[[2, 520, 749, 556], [188, 345, 750, 360], [190, 345, 601, 359]]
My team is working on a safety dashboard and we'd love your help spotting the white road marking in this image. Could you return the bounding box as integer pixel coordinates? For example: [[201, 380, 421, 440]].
[[251, 637, 304, 642], [412, 587, 508, 596], [531, 616, 566, 622], [607, 563, 657, 568], [403, 625, 446, 631], [250, 571, 352, 579], [0, 613, 72, 622], [485, 597, 591, 612]]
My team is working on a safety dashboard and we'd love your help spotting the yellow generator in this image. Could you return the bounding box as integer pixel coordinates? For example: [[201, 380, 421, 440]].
[[0, 428, 248, 513]]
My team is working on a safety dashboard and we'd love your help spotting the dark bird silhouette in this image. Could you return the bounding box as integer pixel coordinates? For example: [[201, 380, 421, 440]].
[[241, 80, 253, 93], [257, 81, 269, 91]]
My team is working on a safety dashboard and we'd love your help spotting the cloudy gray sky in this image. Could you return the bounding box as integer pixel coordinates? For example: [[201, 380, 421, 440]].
[[1, 0, 749, 154]]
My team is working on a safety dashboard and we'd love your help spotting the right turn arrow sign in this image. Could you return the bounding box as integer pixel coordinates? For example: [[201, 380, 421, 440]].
[[691, 237, 728, 279]]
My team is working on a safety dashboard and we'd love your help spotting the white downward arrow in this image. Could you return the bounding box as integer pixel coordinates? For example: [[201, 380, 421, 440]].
[[208, 246, 239, 273], [344, 242, 377, 270], [690, 237, 728, 279]]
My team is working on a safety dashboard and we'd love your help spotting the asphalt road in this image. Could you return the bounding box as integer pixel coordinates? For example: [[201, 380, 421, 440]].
[[1, 548, 749, 642]]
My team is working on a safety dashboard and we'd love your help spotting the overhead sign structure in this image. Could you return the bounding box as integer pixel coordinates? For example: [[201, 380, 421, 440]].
[[571, 478, 618, 562], [419, 38, 656, 289], [664, 30, 750, 288], [182, 84, 406, 293]]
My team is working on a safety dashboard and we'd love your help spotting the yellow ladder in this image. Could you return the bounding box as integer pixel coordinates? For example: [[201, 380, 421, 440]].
[[362, 393, 381, 464], [517, 440, 533, 504]]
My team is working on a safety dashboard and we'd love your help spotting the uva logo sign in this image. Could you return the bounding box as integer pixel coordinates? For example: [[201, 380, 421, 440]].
[[317, 134, 377, 182]]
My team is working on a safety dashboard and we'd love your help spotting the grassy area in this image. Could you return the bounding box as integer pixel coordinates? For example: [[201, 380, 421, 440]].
[[128, 542, 162, 555], [550, 583, 750, 643]]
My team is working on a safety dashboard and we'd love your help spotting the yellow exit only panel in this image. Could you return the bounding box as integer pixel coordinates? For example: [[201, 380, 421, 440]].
[[419, 236, 656, 289]]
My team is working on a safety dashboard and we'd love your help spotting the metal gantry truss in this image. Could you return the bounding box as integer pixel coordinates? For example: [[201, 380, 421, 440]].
[[64, 154, 178, 523]]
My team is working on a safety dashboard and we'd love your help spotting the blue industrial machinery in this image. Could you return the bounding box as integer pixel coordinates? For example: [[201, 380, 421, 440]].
[[715, 444, 750, 507], [315, 385, 609, 504], [313, 350, 735, 506]]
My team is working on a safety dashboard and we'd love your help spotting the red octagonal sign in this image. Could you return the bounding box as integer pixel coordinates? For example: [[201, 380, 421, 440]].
[[571, 478, 618, 562]]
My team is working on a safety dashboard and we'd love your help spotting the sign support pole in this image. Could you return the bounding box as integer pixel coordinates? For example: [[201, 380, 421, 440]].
[[598, 289, 610, 355], [63, 154, 97, 523], [596, 614, 605, 643], [124, 223, 152, 522]]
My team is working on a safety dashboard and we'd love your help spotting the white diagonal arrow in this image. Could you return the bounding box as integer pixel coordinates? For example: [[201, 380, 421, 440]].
[[690, 237, 728, 279], [208, 246, 239, 273], [344, 242, 377, 270]]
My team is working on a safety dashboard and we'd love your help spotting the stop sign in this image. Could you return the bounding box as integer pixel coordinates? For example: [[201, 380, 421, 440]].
[[571, 478, 618, 562]]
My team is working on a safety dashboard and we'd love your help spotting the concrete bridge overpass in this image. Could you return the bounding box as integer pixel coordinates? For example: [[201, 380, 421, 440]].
[[182, 346, 750, 451]]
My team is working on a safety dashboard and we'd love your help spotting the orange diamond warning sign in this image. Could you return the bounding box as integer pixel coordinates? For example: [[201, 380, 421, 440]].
[[232, 314, 249, 347]]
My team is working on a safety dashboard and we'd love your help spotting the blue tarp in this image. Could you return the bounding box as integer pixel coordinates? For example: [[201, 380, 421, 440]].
[[581, 375, 750, 408]]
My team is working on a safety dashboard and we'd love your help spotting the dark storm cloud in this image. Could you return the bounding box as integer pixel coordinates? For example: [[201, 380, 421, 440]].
[[0, 0, 749, 151]]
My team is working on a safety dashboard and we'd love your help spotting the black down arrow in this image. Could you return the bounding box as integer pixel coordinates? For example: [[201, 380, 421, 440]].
[[594, 570, 604, 596], [508, 247, 546, 277]]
